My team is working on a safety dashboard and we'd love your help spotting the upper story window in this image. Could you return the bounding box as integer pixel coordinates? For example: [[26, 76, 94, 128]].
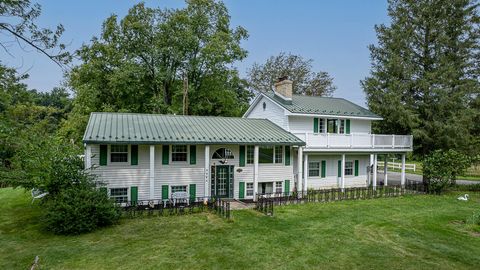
[[339, 119, 345, 134], [319, 118, 325, 133], [259, 146, 283, 164], [172, 145, 188, 162], [327, 119, 338, 133], [111, 145, 128, 162], [246, 145, 254, 164]]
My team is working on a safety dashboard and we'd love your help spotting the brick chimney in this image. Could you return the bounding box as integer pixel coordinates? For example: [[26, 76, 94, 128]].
[[274, 76, 293, 102]]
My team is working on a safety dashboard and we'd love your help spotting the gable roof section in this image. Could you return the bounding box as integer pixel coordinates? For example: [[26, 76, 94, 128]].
[[246, 92, 382, 120], [83, 112, 305, 145]]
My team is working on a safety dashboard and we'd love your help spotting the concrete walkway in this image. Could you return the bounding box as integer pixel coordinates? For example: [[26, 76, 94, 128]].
[[229, 200, 255, 210], [377, 171, 478, 185]]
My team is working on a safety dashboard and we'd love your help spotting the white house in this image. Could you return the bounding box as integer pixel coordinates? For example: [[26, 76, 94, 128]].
[[243, 78, 413, 192], [83, 79, 412, 203], [83, 113, 305, 203]]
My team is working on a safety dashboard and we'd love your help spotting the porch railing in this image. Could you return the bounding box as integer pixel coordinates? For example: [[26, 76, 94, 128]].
[[292, 133, 413, 150]]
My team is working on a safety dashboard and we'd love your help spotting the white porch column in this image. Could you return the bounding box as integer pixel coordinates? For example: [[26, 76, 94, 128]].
[[372, 154, 378, 190], [303, 153, 309, 192], [341, 153, 346, 190], [297, 147, 303, 193], [401, 153, 406, 186], [204, 145, 210, 198], [85, 144, 92, 170], [253, 145, 259, 201], [149, 145, 155, 200], [384, 155, 388, 186]]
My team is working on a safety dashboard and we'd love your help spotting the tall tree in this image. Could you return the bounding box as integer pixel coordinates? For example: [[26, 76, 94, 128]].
[[362, 0, 480, 156], [247, 52, 336, 96], [0, 0, 71, 68], [62, 0, 251, 143]]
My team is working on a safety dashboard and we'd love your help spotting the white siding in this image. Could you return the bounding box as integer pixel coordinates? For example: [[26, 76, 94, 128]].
[[89, 143, 294, 200], [246, 96, 288, 130], [293, 154, 370, 189], [288, 115, 372, 134]]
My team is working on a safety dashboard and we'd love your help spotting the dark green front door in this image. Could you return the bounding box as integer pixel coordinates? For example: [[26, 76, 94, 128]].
[[211, 165, 234, 198]]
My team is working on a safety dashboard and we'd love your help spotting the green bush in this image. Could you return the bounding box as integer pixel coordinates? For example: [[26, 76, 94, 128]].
[[44, 187, 121, 235], [423, 150, 474, 193]]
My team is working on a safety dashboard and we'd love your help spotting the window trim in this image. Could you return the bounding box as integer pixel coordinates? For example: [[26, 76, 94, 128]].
[[109, 145, 129, 164], [109, 187, 128, 203], [171, 145, 189, 163], [246, 182, 254, 197], [345, 161, 354, 176], [308, 161, 320, 177]]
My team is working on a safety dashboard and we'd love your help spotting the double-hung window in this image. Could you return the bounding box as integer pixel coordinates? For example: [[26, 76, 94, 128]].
[[110, 188, 128, 203], [327, 119, 338, 133], [172, 145, 188, 162], [246, 183, 254, 196], [274, 146, 283, 163], [111, 145, 128, 162], [345, 161, 353, 176], [275, 181, 283, 193], [309, 162, 320, 177], [339, 119, 345, 134], [246, 145, 254, 164], [171, 185, 187, 193], [319, 118, 325, 133]]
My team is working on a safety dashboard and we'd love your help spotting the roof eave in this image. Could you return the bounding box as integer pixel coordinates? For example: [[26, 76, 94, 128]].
[[284, 111, 383, 120], [82, 140, 306, 146]]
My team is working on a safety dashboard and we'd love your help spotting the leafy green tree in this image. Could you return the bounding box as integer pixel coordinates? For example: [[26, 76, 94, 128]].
[[247, 52, 336, 96], [0, 0, 71, 68], [423, 149, 475, 193], [63, 0, 251, 143], [362, 0, 480, 156]]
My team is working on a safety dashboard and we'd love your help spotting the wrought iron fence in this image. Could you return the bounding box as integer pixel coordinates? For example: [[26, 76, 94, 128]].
[[121, 196, 231, 220], [255, 181, 426, 215]]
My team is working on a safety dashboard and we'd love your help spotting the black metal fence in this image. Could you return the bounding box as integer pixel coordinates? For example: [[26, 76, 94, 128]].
[[255, 181, 426, 216], [121, 197, 231, 220]]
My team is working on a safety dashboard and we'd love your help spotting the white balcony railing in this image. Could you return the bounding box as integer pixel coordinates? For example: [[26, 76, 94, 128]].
[[292, 133, 413, 150]]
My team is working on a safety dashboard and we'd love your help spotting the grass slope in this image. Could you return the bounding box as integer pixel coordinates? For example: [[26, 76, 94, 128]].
[[1, 188, 479, 269]]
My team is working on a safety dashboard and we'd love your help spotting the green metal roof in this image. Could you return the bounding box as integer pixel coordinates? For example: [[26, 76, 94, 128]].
[[263, 92, 382, 119], [83, 112, 305, 145]]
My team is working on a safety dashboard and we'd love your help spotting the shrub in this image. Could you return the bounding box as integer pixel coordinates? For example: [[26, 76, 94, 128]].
[[44, 187, 121, 235], [423, 150, 473, 193]]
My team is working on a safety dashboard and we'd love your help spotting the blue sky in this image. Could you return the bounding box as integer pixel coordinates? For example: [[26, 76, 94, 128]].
[[0, 0, 390, 106]]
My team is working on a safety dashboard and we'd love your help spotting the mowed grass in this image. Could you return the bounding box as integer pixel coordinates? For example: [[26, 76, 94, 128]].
[[1, 188, 480, 269]]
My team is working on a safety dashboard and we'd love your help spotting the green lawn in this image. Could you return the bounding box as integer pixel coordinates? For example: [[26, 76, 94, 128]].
[[1, 188, 480, 269]]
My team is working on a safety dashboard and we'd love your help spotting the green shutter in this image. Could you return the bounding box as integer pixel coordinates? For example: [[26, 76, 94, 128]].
[[131, 186, 138, 205], [313, 118, 319, 133], [284, 180, 290, 195], [239, 182, 245, 199], [162, 185, 169, 199], [131, 145, 138, 165], [346, 119, 351, 134], [162, 145, 169, 165], [239, 145, 245, 167], [354, 160, 359, 176], [189, 184, 196, 201], [100, 145, 107, 166], [338, 160, 342, 177], [190, 145, 196, 165], [285, 146, 291, 166], [321, 160, 326, 178]]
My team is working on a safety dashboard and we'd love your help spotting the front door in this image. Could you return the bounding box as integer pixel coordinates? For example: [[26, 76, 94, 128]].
[[211, 165, 234, 198]]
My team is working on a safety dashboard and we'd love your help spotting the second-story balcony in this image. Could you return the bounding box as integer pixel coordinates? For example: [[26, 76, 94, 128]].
[[292, 133, 413, 151]]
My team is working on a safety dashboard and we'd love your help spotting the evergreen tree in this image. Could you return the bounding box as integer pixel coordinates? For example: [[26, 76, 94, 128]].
[[362, 0, 480, 156]]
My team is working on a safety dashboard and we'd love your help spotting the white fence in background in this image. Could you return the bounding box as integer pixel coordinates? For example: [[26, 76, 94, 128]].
[[293, 133, 413, 150], [378, 161, 416, 172]]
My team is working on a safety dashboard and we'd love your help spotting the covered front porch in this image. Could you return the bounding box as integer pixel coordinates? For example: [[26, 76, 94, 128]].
[[293, 148, 409, 191]]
